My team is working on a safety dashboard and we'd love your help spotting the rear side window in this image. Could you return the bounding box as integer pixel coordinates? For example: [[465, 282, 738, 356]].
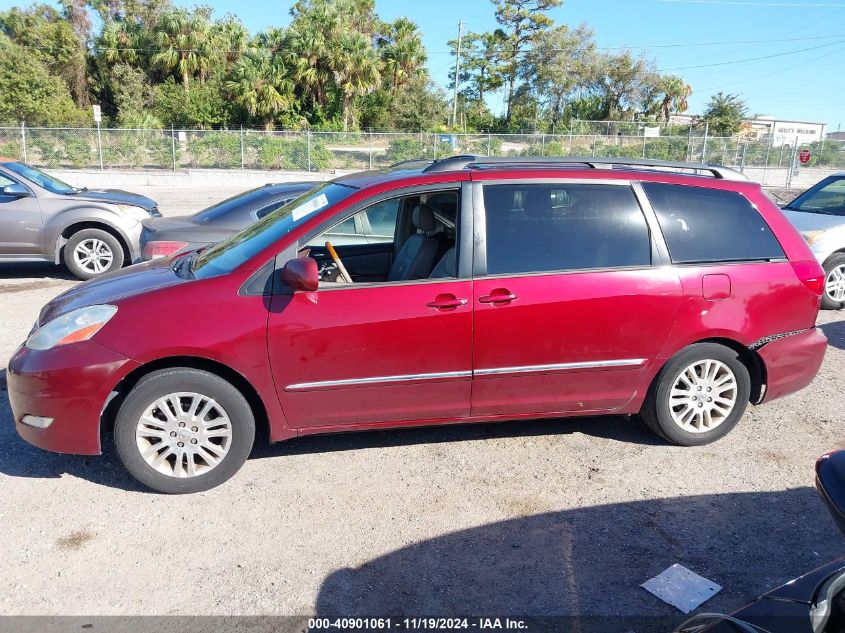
[[643, 183, 784, 264], [483, 183, 651, 275]]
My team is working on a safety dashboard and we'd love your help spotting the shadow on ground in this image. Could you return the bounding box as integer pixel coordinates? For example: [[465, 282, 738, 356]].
[[0, 262, 75, 282], [314, 487, 843, 629], [820, 319, 845, 352], [0, 369, 660, 491]]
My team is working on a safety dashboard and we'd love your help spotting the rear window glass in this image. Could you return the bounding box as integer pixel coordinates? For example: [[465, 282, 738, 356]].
[[642, 183, 784, 264]]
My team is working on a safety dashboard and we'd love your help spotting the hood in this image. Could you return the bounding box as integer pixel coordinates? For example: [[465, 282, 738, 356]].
[[70, 189, 157, 211], [782, 209, 845, 232], [39, 257, 183, 324]]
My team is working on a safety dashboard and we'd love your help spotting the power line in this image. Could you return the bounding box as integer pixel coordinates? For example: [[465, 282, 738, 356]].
[[694, 43, 845, 91], [660, 0, 845, 7], [658, 38, 845, 71]]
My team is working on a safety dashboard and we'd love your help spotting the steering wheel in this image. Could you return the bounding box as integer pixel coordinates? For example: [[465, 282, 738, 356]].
[[325, 241, 353, 284]]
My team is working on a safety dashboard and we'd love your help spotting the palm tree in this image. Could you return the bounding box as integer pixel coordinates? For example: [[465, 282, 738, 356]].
[[225, 48, 292, 129], [330, 31, 382, 130], [151, 8, 212, 90], [380, 17, 426, 92], [284, 6, 339, 111], [658, 75, 692, 122]]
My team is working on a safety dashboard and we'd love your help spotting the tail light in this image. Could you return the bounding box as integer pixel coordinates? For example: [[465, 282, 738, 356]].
[[143, 241, 189, 260], [791, 260, 825, 295]]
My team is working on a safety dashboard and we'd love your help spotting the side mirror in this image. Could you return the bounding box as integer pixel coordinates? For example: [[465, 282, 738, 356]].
[[281, 256, 319, 292], [1, 183, 30, 197], [816, 451, 845, 537]]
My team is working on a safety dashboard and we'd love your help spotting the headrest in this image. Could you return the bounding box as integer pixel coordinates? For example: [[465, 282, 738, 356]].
[[412, 203, 436, 232]]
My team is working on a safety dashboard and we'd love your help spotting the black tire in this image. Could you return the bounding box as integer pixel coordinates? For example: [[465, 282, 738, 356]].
[[821, 253, 845, 310], [63, 228, 125, 280], [640, 343, 750, 446], [114, 368, 255, 494]]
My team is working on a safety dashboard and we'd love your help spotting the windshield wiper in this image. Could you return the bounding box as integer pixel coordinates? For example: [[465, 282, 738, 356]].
[[69, 186, 88, 193]]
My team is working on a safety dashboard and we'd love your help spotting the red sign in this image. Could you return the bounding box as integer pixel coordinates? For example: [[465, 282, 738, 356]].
[[799, 149, 811, 165]]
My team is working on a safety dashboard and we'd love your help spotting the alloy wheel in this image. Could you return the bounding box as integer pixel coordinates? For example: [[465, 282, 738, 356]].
[[73, 238, 114, 274], [826, 264, 845, 303], [135, 392, 233, 478], [668, 359, 738, 433]]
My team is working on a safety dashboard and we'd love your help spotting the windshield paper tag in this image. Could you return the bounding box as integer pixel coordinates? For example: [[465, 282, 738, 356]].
[[292, 193, 329, 221]]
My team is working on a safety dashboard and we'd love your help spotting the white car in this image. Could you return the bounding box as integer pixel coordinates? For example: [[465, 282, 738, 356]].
[[781, 172, 845, 309]]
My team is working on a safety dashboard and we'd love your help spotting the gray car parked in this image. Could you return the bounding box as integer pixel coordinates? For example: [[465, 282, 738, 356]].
[[0, 159, 159, 279]]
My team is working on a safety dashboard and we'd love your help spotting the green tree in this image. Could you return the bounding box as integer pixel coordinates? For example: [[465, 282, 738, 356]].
[[491, 0, 562, 125], [700, 91, 748, 137], [449, 30, 506, 125], [225, 48, 292, 129], [330, 31, 381, 131], [379, 17, 426, 92], [0, 36, 85, 124], [592, 50, 655, 120], [152, 7, 214, 90]]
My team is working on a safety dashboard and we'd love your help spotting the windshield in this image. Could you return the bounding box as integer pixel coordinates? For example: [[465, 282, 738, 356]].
[[191, 182, 358, 279], [785, 177, 845, 216], [4, 162, 76, 194]]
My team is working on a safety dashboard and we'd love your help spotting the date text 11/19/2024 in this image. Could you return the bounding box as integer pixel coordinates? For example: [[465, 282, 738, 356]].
[[308, 618, 529, 630]]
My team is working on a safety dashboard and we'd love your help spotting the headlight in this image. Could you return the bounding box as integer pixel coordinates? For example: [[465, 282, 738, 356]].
[[801, 230, 826, 246], [26, 305, 117, 351], [117, 204, 151, 222]]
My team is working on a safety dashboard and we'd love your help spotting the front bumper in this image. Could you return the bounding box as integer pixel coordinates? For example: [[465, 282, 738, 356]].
[[758, 327, 827, 403], [7, 341, 139, 455]]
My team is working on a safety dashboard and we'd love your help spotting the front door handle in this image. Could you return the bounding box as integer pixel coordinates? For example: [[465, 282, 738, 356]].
[[427, 294, 468, 310], [478, 290, 518, 304]]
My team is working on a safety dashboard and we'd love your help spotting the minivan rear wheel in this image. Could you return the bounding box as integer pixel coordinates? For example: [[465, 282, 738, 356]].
[[821, 253, 845, 310], [64, 228, 124, 280], [640, 343, 750, 446], [114, 368, 255, 494]]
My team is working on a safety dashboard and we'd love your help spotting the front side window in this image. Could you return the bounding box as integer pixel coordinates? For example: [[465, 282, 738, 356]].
[[789, 178, 845, 216], [643, 183, 785, 264], [307, 199, 399, 247], [302, 190, 458, 285], [483, 183, 651, 275]]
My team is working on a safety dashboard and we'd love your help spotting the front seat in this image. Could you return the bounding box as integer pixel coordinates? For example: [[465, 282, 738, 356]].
[[387, 204, 440, 281]]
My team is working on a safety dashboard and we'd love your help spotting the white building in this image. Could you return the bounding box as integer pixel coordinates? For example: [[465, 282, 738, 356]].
[[669, 114, 826, 146]]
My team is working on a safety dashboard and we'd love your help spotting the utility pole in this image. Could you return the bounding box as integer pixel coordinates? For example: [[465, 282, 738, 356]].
[[451, 20, 464, 129]]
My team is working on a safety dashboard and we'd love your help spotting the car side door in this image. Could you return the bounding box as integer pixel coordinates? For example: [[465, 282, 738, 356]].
[[0, 173, 45, 256], [470, 178, 683, 417], [266, 181, 473, 429]]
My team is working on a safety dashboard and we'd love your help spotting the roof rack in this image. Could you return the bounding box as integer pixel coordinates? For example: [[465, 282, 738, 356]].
[[421, 155, 746, 181]]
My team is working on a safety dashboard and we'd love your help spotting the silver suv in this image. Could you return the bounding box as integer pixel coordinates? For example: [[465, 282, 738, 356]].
[[0, 159, 159, 279]]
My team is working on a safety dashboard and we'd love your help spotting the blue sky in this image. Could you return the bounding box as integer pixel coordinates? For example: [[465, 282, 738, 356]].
[[4, 0, 844, 128]]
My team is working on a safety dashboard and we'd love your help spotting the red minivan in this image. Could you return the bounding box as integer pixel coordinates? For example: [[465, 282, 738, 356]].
[[7, 157, 828, 493]]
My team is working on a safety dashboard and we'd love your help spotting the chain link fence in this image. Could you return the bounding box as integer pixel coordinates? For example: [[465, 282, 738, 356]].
[[1, 126, 843, 183]]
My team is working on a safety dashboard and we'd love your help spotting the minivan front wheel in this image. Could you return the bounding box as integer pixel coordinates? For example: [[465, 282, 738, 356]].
[[114, 368, 255, 494], [64, 228, 124, 280], [640, 343, 750, 446]]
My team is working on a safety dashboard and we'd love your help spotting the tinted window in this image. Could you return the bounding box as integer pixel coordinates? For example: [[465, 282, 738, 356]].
[[255, 197, 297, 220], [483, 183, 651, 275], [643, 183, 784, 264]]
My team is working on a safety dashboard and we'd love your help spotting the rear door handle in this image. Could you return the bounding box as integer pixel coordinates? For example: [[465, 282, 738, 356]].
[[478, 291, 518, 304], [427, 295, 468, 310]]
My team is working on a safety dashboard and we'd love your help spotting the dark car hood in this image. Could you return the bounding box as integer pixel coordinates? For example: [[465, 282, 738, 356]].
[[39, 257, 183, 324], [71, 189, 157, 211]]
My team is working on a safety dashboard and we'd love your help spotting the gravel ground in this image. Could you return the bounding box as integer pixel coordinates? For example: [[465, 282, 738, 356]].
[[0, 184, 842, 627]]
